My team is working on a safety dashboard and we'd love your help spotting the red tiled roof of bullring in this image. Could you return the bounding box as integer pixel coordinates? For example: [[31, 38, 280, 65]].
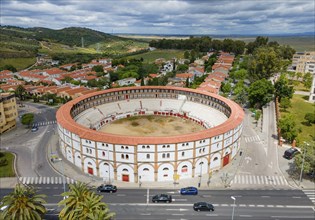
[[57, 87, 244, 145]]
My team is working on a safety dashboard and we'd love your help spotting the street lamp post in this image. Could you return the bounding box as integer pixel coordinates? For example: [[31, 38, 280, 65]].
[[231, 196, 236, 220], [57, 159, 66, 196], [299, 142, 309, 186], [198, 162, 203, 188], [107, 148, 111, 184]]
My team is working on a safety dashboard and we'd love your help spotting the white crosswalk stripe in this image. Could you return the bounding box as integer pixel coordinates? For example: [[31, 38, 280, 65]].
[[303, 190, 315, 206], [32, 120, 57, 127], [231, 175, 288, 186], [244, 135, 261, 143], [19, 176, 75, 185]]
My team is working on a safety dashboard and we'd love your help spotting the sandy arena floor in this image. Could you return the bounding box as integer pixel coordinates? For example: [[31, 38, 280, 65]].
[[99, 115, 205, 136]]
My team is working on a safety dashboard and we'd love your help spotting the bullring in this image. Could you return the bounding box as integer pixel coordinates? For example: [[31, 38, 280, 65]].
[[56, 86, 244, 183]]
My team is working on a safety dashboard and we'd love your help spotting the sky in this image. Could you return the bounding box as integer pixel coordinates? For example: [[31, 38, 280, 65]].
[[1, 0, 314, 35]]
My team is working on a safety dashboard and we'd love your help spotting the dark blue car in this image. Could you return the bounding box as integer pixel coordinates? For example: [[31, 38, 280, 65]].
[[180, 186, 198, 195]]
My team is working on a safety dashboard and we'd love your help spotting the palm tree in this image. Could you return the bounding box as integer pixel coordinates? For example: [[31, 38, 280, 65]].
[[0, 184, 46, 220], [59, 182, 114, 220], [76, 192, 115, 220]]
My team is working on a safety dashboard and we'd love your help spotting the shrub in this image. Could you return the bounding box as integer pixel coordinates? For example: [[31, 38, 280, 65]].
[[0, 158, 8, 166]]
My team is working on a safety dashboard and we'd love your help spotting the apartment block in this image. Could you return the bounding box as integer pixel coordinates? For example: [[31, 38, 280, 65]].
[[292, 51, 315, 74], [0, 93, 18, 134]]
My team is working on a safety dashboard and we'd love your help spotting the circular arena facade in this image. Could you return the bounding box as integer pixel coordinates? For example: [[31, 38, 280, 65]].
[[56, 86, 244, 183]]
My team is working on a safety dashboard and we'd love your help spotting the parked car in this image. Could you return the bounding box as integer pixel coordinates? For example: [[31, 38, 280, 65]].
[[193, 202, 214, 212], [283, 148, 299, 159], [152, 194, 172, 203], [31, 125, 38, 132], [97, 184, 117, 193], [50, 155, 62, 163], [180, 186, 198, 195]]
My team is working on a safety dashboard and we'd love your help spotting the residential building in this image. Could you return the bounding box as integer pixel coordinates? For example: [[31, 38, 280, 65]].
[[291, 51, 315, 73], [0, 93, 18, 134], [117, 77, 137, 86], [309, 75, 315, 102]]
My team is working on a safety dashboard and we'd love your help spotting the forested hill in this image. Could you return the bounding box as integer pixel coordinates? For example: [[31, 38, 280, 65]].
[[0, 26, 124, 58], [1, 26, 122, 46]]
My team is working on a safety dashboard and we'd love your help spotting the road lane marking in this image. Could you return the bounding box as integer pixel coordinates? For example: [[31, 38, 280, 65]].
[[240, 215, 253, 217], [206, 214, 218, 216], [140, 213, 151, 215], [172, 199, 187, 201], [271, 216, 314, 219]]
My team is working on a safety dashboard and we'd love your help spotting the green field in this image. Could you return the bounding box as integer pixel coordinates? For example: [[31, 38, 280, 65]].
[[0, 152, 16, 177], [39, 41, 99, 54], [126, 49, 185, 63], [280, 94, 315, 143], [0, 57, 36, 71]]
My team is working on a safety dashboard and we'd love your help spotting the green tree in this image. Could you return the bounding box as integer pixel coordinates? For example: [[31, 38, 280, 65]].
[[21, 113, 34, 128], [185, 77, 190, 88], [141, 78, 145, 86], [233, 69, 247, 81], [303, 72, 312, 89], [184, 51, 190, 59], [15, 85, 26, 101], [279, 97, 291, 111], [248, 79, 274, 108], [221, 82, 232, 94], [177, 64, 189, 73], [0, 184, 46, 220], [274, 74, 294, 102], [279, 114, 301, 143], [294, 141, 315, 175], [247, 46, 280, 81], [0, 64, 17, 72], [92, 65, 104, 73], [296, 72, 303, 81], [59, 182, 114, 220], [304, 113, 315, 125], [254, 110, 262, 124]]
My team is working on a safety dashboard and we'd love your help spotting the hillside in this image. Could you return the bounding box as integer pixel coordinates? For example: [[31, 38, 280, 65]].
[[0, 26, 133, 59]]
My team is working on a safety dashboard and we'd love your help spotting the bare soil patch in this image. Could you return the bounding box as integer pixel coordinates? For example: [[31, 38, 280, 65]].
[[99, 115, 205, 136]]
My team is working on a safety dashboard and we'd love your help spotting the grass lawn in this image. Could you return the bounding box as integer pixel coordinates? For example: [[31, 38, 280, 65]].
[[280, 94, 315, 143], [0, 152, 16, 177], [126, 49, 185, 63], [0, 57, 36, 71]]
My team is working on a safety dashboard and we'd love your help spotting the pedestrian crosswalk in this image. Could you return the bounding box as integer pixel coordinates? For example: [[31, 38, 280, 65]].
[[303, 190, 315, 206], [19, 176, 75, 185], [244, 135, 261, 143], [32, 120, 56, 127], [230, 175, 288, 186]]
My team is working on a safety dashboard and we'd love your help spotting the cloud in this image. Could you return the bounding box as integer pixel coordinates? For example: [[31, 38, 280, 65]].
[[1, 0, 314, 35]]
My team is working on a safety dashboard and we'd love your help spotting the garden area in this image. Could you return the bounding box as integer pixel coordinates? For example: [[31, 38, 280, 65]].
[[280, 94, 315, 143], [0, 151, 15, 177]]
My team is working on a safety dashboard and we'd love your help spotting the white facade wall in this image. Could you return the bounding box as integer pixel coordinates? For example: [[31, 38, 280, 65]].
[[57, 89, 244, 183]]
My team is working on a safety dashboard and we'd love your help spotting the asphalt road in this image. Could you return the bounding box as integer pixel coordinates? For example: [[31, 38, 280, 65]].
[[1, 188, 314, 220], [1, 102, 59, 177]]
